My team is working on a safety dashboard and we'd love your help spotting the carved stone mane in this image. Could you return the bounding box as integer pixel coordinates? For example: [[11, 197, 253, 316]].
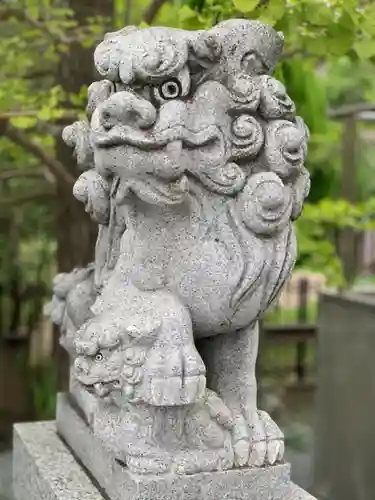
[[48, 18, 310, 479]]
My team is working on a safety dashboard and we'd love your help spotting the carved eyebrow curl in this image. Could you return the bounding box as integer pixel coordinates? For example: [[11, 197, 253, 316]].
[[75, 339, 98, 356], [94, 28, 189, 86]]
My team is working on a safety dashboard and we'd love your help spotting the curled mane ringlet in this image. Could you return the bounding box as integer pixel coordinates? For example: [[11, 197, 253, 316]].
[[188, 31, 222, 68], [94, 26, 139, 81], [94, 27, 189, 85], [75, 313, 123, 356]]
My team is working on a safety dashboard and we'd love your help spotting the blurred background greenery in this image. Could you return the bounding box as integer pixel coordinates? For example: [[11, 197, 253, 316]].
[[1, 0, 375, 427]]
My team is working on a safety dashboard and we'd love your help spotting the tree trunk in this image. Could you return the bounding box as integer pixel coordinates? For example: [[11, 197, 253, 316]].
[[54, 0, 114, 273], [54, 150, 97, 273], [53, 0, 114, 389]]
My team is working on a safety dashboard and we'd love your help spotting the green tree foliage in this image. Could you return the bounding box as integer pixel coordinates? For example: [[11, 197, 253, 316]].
[[296, 198, 375, 286], [2, 0, 375, 288], [161, 0, 375, 284]]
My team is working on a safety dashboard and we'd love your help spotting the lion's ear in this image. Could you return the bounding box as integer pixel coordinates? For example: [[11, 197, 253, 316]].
[[189, 32, 221, 67]]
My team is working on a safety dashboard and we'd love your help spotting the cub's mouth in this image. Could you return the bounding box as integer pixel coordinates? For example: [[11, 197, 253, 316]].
[[82, 379, 122, 397]]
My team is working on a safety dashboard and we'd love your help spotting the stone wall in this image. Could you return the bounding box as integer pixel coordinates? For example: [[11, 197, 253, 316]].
[[313, 292, 375, 500]]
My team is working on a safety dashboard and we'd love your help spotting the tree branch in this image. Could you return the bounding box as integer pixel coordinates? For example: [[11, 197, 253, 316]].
[[281, 48, 308, 60], [125, 0, 132, 25], [0, 190, 55, 206], [329, 102, 375, 119], [24, 69, 51, 80], [0, 168, 48, 181], [142, 0, 168, 24], [3, 124, 75, 186], [0, 110, 78, 120], [0, 6, 70, 45], [6, 70, 51, 80]]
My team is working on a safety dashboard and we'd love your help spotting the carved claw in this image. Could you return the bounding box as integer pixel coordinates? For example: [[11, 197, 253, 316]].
[[248, 410, 284, 467], [144, 344, 206, 406], [230, 413, 250, 467], [228, 409, 284, 467]]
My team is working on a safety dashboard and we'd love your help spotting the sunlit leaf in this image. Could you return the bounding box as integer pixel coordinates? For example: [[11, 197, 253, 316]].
[[233, 0, 259, 14], [9, 116, 38, 129], [354, 39, 375, 60]]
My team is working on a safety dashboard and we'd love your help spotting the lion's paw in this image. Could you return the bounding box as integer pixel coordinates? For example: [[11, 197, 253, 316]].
[[231, 409, 284, 467], [249, 410, 284, 466]]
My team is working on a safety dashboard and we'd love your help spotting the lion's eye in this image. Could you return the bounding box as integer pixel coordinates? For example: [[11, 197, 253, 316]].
[[150, 67, 190, 105], [158, 78, 182, 100], [95, 352, 103, 361]]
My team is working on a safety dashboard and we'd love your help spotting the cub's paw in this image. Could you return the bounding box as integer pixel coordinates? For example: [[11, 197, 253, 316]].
[[143, 344, 206, 406]]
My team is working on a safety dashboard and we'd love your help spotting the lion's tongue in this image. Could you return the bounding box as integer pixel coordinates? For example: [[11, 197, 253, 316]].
[[166, 140, 183, 165]]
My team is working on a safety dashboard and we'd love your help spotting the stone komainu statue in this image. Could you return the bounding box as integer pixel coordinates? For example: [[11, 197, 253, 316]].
[[47, 19, 310, 476]]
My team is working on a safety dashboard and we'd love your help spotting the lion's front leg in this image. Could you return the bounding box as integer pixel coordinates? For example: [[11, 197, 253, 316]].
[[196, 322, 284, 467]]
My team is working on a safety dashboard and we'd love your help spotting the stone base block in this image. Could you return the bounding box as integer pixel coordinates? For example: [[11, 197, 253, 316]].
[[13, 422, 103, 500], [57, 392, 289, 500], [13, 420, 317, 500]]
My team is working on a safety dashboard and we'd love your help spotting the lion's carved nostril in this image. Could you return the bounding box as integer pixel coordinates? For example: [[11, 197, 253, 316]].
[[101, 110, 114, 130], [98, 91, 157, 131]]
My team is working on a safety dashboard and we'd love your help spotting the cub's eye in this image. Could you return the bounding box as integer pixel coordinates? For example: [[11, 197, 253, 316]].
[[158, 78, 182, 100], [95, 352, 103, 361]]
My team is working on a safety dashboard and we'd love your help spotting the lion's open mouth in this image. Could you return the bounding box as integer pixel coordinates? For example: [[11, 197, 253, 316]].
[[118, 174, 189, 205], [92, 124, 221, 151], [93, 123, 235, 200]]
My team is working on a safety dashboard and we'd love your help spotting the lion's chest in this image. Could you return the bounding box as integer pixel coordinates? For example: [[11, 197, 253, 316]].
[[117, 214, 244, 332], [122, 223, 240, 283]]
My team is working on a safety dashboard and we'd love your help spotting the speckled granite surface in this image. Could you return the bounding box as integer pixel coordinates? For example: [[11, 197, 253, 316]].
[[56, 393, 292, 500], [13, 422, 103, 500], [289, 484, 317, 500], [13, 421, 318, 500]]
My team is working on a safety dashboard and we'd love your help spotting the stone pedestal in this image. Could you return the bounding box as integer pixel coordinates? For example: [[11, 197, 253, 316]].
[[13, 419, 317, 500], [56, 393, 289, 500]]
